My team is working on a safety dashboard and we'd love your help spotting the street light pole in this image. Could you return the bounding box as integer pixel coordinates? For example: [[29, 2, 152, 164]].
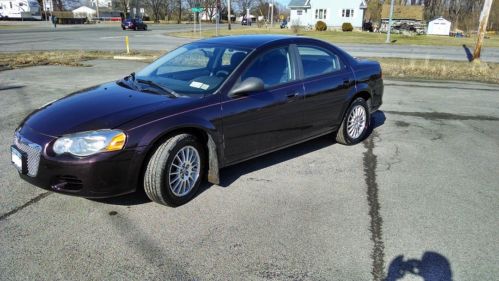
[[227, 0, 232, 30], [385, 0, 394, 43]]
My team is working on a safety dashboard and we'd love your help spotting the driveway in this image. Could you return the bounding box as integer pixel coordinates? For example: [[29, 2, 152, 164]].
[[0, 60, 498, 280]]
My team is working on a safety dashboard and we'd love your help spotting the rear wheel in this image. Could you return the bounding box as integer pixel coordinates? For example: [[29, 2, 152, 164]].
[[336, 97, 370, 145], [144, 134, 205, 206]]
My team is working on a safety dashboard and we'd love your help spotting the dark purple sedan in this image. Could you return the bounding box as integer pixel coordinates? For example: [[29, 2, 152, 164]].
[[11, 35, 383, 206]]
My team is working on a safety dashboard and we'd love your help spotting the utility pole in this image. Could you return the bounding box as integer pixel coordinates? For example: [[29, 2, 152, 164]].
[[95, 0, 100, 20], [270, 0, 274, 28], [385, 0, 395, 43], [135, 0, 140, 18], [228, 0, 231, 30], [473, 0, 494, 60]]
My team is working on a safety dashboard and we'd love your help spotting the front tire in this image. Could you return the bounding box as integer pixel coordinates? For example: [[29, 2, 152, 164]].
[[144, 134, 205, 206], [336, 98, 370, 145]]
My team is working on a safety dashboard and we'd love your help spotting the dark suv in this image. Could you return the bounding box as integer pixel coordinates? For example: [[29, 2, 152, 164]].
[[121, 18, 148, 31]]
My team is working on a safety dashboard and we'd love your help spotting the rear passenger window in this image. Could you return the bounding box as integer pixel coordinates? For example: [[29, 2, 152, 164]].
[[298, 46, 342, 78]]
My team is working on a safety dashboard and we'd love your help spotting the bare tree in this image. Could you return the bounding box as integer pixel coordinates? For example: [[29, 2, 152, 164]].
[[145, 0, 166, 22], [234, 0, 255, 14]]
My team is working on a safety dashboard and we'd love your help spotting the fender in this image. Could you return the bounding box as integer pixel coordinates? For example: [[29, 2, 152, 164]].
[[127, 113, 222, 185]]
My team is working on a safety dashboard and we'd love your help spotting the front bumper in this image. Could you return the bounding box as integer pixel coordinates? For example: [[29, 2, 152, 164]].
[[13, 126, 147, 198]]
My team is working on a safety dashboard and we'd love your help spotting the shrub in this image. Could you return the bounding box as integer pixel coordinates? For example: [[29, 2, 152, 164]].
[[342, 22, 353, 32], [290, 19, 301, 34], [315, 20, 327, 31]]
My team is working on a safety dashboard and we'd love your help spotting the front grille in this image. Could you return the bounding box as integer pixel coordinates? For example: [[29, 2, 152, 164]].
[[14, 133, 42, 177]]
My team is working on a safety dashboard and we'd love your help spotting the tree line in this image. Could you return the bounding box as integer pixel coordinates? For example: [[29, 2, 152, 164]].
[[114, 0, 287, 23]]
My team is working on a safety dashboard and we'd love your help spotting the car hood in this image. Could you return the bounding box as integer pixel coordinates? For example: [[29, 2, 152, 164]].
[[21, 81, 179, 137]]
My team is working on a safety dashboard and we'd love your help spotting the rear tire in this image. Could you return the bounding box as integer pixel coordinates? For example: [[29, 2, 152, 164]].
[[336, 98, 370, 145], [144, 134, 205, 206]]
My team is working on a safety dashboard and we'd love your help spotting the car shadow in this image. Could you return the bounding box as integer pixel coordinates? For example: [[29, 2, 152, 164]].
[[92, 111, 386, 206], [385, 251, 453, 281], [196, 110, 386, 197]]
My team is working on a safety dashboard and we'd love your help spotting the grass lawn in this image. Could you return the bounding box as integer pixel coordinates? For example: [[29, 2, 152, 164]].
[[375, 58, 499, 84], [169, 27, 499, 48]]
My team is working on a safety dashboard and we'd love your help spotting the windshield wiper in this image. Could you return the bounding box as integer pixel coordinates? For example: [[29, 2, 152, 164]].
[[136, 78, 180, 98]]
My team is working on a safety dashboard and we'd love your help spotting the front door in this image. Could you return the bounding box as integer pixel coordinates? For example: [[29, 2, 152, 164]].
[[221, 45, 305, 165]]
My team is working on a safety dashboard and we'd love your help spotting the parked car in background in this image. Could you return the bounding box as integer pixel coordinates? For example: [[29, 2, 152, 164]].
[[121, 18, 148, 30], [11, 35, 383, 207], [280, 20, 288, 29], [241, 17, 252, 26]]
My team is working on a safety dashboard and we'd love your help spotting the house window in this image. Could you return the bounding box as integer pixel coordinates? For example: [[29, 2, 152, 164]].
[[315, 9, 326, 20], [10, 2, 13, 8], [297, 10, 302, 16], [342, 9, 355, 18]]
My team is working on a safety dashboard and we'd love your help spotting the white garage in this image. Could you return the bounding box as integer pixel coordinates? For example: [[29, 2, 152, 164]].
[[427, 17, 451, 36]]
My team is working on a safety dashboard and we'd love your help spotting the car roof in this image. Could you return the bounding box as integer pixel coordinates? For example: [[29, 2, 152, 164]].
[[197, 35, 298, 49]]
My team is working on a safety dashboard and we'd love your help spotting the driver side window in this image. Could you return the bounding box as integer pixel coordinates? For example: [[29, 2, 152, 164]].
[[241, 47, 293, 88]]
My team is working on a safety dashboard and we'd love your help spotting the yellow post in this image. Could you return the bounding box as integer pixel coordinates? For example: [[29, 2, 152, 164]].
[[125, 36, 130, 54]]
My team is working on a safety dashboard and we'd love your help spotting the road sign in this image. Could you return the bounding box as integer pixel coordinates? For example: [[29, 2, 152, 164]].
[[191, 8, 204, 13]]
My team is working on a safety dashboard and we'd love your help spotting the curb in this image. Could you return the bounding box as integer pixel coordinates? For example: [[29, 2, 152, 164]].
[[113, 55, 149, 60]]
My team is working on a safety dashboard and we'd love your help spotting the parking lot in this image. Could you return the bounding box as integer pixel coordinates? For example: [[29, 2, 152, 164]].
[[0, 58, 498, 280]]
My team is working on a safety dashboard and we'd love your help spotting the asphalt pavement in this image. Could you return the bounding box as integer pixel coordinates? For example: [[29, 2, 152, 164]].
[[0, 60, 498, 280], [1, 22, 499, 62]]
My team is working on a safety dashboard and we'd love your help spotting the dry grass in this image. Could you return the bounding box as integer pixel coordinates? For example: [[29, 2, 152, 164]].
[[377, 58, 499, 84], [0, 50, 163, 70]]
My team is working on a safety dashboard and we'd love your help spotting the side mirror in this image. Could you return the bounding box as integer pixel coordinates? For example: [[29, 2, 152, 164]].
[[229, 77, 264, 97]]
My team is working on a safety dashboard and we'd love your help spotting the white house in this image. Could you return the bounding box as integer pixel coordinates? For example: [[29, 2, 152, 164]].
[[427, 17, 451, 36], [288, 0, 367, 28], [72, 5, 96, 18], [0, 0, 41, 19]]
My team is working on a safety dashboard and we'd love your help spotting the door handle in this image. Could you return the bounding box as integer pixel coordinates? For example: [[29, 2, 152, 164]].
[[287, 92, 299, 99]]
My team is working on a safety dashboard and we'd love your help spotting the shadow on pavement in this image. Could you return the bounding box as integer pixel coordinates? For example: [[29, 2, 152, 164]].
[[0, 85, 25, 91], [385, 251, 453, 281], [462, 44, 473, 62], [219, 110, 386, 188]]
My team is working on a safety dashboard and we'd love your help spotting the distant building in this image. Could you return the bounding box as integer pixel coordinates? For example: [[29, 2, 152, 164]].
[[72, 5, 95, 18], [0, 0, 41, 19], [427, 17, 451, 36], [288, 0, 367, 28]]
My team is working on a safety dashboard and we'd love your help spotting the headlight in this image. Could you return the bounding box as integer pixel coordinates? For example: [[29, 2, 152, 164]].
[[53, 130, 126, 157]]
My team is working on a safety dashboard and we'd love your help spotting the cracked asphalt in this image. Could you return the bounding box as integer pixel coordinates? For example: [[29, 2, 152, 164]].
[[1, 60, 498, 280]]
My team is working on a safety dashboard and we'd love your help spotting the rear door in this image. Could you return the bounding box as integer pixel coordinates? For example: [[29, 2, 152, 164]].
[[297, 45, 355, 137], [221, 44, 306, 165]]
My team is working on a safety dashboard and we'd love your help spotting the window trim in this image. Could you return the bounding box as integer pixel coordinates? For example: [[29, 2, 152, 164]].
[[295, 44, 347, 80]]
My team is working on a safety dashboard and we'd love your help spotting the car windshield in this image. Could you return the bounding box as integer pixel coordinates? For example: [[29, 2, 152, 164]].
[[134, 43, 251, 97]]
